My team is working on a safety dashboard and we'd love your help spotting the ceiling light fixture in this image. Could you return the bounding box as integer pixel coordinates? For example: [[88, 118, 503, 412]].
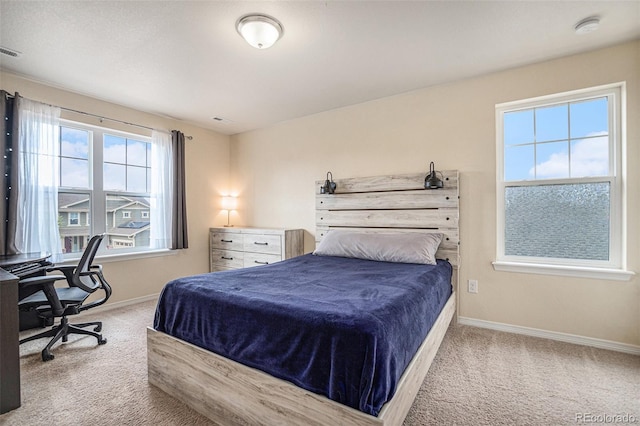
[[236, 14, 283, 49], [575, 17, 600, 35]]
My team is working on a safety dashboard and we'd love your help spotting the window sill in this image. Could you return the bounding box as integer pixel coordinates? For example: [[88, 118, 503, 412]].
[[492, 261, 635, 281], [57, 248, 177, 265]]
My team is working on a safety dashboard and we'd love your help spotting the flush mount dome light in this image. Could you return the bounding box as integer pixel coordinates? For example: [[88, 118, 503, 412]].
[[575, 17, 600, 35], [236, 14, 283, 49]]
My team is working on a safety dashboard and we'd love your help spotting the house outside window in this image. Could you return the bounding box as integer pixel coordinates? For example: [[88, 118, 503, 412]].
[[494, 83, 631, 280], [57, 121, 155, 257]]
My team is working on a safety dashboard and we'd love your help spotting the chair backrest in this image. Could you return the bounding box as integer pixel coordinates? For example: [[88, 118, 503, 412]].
[[72, 234, 105, 292]]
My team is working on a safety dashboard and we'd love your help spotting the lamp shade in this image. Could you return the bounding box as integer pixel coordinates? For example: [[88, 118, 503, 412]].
[[222, 196, 237, 210], [424, 162, 444, 189], [236, 14, 283, 49]]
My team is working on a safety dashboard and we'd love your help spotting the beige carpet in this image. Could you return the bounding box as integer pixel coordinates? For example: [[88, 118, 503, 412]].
[[2, 299, 638, 426]]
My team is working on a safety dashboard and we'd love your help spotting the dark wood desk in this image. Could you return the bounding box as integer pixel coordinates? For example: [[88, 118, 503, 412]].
[[0, 268, 20, 414], [0, 253, 52, 331], [0, 252, 51, 414]]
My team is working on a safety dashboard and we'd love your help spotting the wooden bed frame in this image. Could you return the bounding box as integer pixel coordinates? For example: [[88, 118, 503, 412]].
[[147, 171, 460, 425]]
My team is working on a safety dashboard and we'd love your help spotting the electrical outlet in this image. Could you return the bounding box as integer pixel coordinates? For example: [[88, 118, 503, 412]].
[[468, 279, 478, 294]]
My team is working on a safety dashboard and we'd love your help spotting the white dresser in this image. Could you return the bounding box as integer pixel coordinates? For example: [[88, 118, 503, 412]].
[[209, 227, 304, 272]]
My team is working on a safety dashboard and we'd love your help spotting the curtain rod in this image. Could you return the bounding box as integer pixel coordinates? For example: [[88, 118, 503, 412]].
[[4, 91, 193, 140], [61, 107, 192, 140]]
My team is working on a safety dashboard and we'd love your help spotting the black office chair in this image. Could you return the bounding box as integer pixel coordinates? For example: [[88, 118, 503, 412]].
[[18, 234, 112, 361]]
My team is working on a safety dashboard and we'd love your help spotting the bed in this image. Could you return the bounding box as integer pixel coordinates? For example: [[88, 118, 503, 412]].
[[147, 171, 460, 425]]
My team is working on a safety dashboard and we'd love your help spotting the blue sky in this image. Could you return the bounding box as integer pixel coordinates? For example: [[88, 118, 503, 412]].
[[60, 126, 89, 188], [504, 97, 608, 181]]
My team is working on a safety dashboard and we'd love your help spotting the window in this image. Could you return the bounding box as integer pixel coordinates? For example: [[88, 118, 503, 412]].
[[103, 134, 151, 193], [68, 212, 80, 226], [57, 121, 160, 257], [495, 83, 631, 279]]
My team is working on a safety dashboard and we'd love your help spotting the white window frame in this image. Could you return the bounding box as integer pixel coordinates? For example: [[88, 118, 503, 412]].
[[122, 211, 131, 219], [493, 83, 633, 281], [58, 120, 168, 261], [141, 211, 149, 219]]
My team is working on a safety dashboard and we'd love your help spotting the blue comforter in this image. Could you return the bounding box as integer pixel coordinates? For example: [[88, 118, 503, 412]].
[[153, 253, 452, 416]]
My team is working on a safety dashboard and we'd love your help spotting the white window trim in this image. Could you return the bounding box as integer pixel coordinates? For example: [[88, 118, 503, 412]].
[[58, 119, 161, 259], [57, 248, 177, 264], [492, 261, 634, 281], [122, 211, 131, 219], [495, 82, 634, 280]]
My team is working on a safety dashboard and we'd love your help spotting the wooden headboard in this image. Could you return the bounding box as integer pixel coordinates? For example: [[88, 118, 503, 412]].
[[315, 171, 460, 294]]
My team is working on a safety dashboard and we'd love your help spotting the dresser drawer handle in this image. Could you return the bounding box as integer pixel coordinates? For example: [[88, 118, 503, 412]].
[[254, 260, 269, 265], [220, 239, 233, 243], [254, 242, 268, 246], [221, 256, 233, 260]]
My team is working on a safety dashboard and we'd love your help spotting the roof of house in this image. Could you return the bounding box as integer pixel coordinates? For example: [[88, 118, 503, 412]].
[[107, 221, 150, 237]]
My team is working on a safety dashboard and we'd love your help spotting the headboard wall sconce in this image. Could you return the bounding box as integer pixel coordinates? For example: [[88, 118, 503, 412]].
[[424, 162, 444, 189], [320, 171, 337, 194]]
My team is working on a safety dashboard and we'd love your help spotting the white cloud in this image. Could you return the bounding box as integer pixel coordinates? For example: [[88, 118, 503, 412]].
[[530, 132, 608, 178], [103, 140, 148, 165], [61, 140, 88, 158], [61, 159, 89, 188], [127, 142, 147, 166], [104, 142, 126, 163]]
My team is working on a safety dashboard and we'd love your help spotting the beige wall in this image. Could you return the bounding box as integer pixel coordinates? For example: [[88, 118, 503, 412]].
[[230, 41, 640, 347], [1, 71, 232, 304], [2, 41, 638, 347]]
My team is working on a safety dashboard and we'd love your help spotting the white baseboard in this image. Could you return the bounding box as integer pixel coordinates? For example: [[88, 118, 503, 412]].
[[457, 316, 640, 356], [90, 293, 160, 314]]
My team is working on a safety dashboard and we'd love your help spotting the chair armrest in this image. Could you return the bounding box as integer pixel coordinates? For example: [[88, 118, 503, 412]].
[[19, 274, 68, 289], [47, 265, 75, 273], [47, 265, 76, 282], [18, 275, 66, 316], [76, 267, 107, 293], [77, 264, 112, 311]]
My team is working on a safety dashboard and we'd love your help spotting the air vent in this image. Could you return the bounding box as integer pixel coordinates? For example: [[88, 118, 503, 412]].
[[212, 116, 234, 124], [0, 46, 22, 58]]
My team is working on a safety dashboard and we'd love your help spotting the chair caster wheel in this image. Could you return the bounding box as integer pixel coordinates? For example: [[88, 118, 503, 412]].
[[98, 337, 107, 345], [42, 352, 54, 362], [94, 325, 102, 332]]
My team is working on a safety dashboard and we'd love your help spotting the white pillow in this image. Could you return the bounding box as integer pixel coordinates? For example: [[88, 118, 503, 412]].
[[313, 230, 443, 265]]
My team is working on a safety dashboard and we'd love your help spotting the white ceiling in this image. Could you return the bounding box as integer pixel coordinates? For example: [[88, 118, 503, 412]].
[[1, 1, 639, 135]]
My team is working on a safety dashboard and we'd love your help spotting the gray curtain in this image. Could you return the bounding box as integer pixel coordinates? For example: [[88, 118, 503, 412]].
[[171, 130, 188, 249], [1, 90, 19, 255]]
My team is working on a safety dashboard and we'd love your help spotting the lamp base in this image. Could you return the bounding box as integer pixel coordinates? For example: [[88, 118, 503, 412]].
[[224, 224, 234, 227]]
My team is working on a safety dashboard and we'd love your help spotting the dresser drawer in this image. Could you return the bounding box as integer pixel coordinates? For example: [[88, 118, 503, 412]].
[[243, 252, 282, 268], [210, 232, 244, 251], [243, 234, 282, 255], [210, 249, 244, 269]]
